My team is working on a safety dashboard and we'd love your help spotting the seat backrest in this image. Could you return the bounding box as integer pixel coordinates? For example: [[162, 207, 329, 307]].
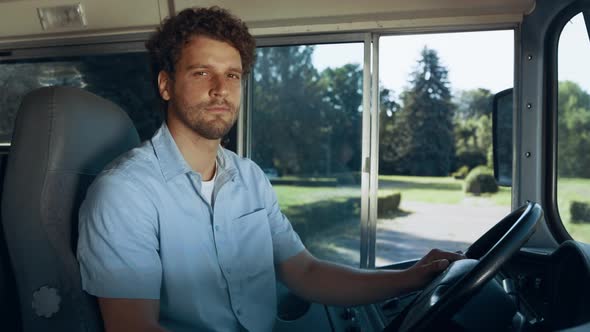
[[0, 151, 22, 332], [1, 86, 140, 331]]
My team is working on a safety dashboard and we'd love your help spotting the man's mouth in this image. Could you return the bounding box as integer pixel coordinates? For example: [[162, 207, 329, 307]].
[[206, 106, 231, 113], [205, 101, 233, 113]]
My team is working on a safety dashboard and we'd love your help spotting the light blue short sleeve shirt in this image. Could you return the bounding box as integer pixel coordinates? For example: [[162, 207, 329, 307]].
[[77, 122, 305, 332]]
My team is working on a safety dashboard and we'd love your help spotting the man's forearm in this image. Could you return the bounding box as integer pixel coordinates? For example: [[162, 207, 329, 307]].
[[278, 249, 459, 307], [281, 257, 420, 306], [315, 261, 418, 306]]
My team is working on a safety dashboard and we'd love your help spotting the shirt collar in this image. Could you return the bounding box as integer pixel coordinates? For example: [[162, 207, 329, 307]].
[[151, 122, 236, 182]]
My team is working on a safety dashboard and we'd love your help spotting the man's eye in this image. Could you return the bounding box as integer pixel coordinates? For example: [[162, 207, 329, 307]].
[[193, 71, 208, 77], [228, 73, 241, 80]]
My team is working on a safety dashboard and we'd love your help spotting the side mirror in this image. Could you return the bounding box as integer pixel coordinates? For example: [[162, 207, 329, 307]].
[[492, 88, 513, 186]]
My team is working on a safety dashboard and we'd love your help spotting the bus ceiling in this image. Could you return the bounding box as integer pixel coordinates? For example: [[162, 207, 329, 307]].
[[0, 0, 536, 47]]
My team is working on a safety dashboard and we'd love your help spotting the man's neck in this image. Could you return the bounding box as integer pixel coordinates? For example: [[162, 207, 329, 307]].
[[167, 120, 219, 181]]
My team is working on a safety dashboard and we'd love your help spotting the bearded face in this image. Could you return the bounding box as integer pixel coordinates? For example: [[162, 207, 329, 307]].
[[159, 36, 243, 141], [170, 94, 239, 140]]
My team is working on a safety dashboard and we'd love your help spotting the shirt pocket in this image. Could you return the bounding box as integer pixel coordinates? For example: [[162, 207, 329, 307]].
[[232, 208, 274, 278]]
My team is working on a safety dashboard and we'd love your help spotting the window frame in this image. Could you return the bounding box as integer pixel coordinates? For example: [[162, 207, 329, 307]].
[[0, 34, 154, 142], [245, 34, 375, 267], [544, 2, 590, 243], [250, 27, 517, 266]]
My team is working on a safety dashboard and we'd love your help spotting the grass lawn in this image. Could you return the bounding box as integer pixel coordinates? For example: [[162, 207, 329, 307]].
[[274, 185, 359, 210], [272, 175, 590, 245], [557, 177, 590, 243], [273, 184, 361, 240], [377, 175, 511, 205], [272, 175, 509, 243], [274, 175, 511, 207]]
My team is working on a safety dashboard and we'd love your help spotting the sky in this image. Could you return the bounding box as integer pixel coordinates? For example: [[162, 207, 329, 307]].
[[312, 13, 590, 98], [558, 13, 590, 92]]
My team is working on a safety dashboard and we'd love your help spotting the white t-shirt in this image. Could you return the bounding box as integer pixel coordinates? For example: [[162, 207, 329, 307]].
[[201, 164, 217, 205]]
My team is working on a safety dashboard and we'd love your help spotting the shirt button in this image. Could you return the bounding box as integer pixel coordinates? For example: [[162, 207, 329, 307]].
[[214, 225, 220, 232], [227, 268, 231, 274], [236, 309, 242, 316]]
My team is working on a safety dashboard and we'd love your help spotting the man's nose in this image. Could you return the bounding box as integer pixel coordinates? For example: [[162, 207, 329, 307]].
[[209, 75, 229, 98]]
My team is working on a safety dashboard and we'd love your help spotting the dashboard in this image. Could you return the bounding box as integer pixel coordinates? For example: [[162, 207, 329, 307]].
[[272, 240, 590, 332], [502, 241, 590, 331]]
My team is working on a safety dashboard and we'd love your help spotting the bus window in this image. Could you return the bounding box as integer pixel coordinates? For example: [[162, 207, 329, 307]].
[[557, 12, 590, 243], [0, 53, 162, 143], [376, 31, 513, 266], [250, 43, 363, 267]]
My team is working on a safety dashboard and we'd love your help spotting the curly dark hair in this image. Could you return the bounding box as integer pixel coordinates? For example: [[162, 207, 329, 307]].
[[145, 6, 256, 87]]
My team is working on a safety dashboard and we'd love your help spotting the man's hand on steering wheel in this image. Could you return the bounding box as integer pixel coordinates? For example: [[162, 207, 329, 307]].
[[406, 249, 466, 292], [384, 202, 542, 332]]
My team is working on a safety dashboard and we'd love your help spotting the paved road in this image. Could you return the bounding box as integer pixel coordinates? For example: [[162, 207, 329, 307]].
[[308, 197, 510, 267]]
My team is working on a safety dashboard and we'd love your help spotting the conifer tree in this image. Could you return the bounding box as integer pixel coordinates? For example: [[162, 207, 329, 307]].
[[385, 47, 455, 176]]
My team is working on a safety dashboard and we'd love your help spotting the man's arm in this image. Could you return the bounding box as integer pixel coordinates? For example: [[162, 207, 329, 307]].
[[276, 249, 464, 307], [98, 298, 169, 332], [78, 175, 165, 331]]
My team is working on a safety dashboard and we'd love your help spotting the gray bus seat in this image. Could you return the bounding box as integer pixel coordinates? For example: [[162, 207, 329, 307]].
[[1, 86, 140, 332], [0, 151, 22, 332]]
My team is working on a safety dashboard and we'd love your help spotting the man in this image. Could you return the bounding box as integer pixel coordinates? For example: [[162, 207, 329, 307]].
[[77, 6, 464, 332]]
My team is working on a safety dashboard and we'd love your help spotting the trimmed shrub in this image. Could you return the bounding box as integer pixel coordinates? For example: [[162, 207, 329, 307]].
[[378, 193, 402, 217], [287, 197, 360, 239], [455, 149, 487, 170], [570, 201, 590, 223], [464, 166, 498, 194], [452, 165, 470, 179]]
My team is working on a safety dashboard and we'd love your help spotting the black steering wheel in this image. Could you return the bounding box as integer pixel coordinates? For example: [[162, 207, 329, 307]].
[[384, 202, 543, 332]]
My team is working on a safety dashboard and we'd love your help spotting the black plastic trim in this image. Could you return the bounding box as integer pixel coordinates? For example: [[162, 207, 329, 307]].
[[543, 1, 590, 243]]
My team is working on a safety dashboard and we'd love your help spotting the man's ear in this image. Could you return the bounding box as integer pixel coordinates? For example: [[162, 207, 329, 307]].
[[157, 70, 172, 101]]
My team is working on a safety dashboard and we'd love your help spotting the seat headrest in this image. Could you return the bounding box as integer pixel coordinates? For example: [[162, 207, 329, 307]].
[[9, 86, 140, 175]]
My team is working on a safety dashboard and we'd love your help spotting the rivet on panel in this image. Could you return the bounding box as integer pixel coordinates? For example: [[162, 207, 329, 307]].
[[525, 152, 531, 158]]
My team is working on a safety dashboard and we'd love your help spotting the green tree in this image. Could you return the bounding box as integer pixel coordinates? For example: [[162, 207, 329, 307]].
[[317, 64, 364, 174], [454, 88, 493, 120], [452, 88, 494, 171], [383, 47, 455, 176], [252, 46, 327, 175], [378, 87, 400, 174], [558, 81, 590, 178], [253, 47, 398, 178]]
